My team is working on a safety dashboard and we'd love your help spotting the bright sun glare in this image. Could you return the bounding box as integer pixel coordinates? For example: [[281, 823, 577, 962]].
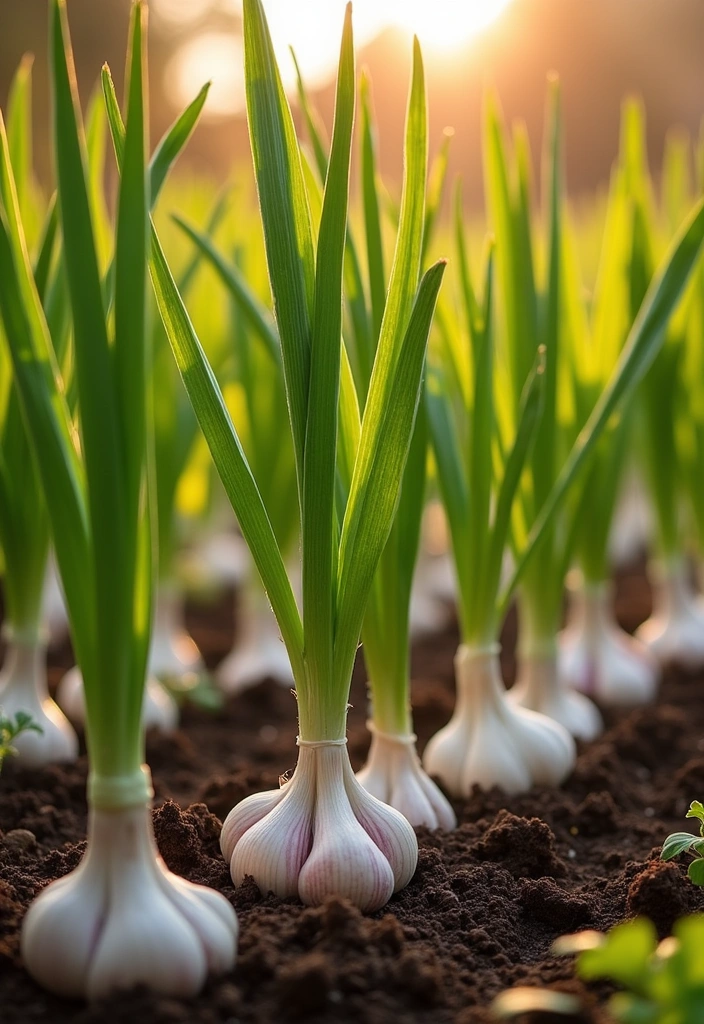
[[163, 0, 514, 117]]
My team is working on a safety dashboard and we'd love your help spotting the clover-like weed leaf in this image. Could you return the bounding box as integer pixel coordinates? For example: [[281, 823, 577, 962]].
[[661, 832, 700, 861]]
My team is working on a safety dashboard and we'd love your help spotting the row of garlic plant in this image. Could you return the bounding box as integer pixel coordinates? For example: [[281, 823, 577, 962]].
[[1, 0, 704, 1000], [420, 85, 704, 799], [0, 0, 238, 997], [158, 0, 704, 825]]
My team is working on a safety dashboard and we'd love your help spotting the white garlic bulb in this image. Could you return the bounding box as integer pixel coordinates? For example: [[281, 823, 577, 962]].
[[221, 739, 418, 912], [356, 723, 456, 829], [423, 644, 575, 796]]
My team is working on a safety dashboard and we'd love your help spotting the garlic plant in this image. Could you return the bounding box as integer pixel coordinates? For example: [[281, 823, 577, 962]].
[[150, 0, 445, 909], [287, 36, 455, 830], [0, 57, 77, 767], [626, 106, 704, 670], [426, 229, 576, 795], [558, 103, 661, 706], [478, 85, 601, 741], [0, 2, 236, 997], [335, 68, 455, 829], [560, 575, 658, 704]]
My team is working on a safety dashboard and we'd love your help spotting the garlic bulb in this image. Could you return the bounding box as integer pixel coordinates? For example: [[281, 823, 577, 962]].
[[509, 645, 603, 741], [148, 584, 203, 685], [561, 579, 659, 703], [22, 769, 238, 1000], [57, 666, 179, 733], [423, 644, 575, 797], [0, 630, 77, 767], [636, 558, 704, 670], [217, 584, 294, 694], [221, 738, 418, 912], [356, 723, 456, 830]]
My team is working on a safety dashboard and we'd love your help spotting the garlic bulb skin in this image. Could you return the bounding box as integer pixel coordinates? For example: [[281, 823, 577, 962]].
[[21, 771, 238, 1000], [148, 584, 203, 685], [57, 665, 179, 732], [356, 724, 456, 830], [636, 558, 704, 670], [0, 631, 78, 767], [509, 647, 603, 741], [221, 739, 418, 912], [561, 579, 659, 703], [217, 586, 293, 694], [422, 644, 575, 797]]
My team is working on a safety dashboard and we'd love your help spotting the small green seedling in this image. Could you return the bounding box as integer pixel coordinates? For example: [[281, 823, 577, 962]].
[[0, 709, 42, 771], [661, 800, 704, 885], [494, 915, 704, 1022], [555, 916, 704, 1024]]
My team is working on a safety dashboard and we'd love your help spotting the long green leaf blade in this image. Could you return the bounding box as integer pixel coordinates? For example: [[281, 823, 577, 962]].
[[302, 4, 355, 690], [243, 0, 315, 488], [150, 82, 210, 205], [335, 260, 445, 691], [149, 226, 305, 681], [51, 0, 128, 705], [114, 3, 151, 735]]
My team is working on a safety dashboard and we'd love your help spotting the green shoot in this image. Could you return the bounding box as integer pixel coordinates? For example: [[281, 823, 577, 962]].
[[662, 801, 704, 885], [0, 710, 43, 772]]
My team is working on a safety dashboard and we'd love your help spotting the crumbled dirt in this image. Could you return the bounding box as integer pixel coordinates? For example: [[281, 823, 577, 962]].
[[1, 560, 704, 1023]]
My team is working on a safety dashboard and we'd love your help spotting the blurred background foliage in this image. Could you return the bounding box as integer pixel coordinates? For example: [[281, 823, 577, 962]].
[[2, 0, 703, 212]]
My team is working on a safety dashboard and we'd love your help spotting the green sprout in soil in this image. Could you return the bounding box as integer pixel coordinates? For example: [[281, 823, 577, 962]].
[[661, 800, 704, 885], [0, 709, 42, 771]]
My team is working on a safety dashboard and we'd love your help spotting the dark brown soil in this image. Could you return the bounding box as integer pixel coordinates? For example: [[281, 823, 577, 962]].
[[2, 562, 704, 1024]]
